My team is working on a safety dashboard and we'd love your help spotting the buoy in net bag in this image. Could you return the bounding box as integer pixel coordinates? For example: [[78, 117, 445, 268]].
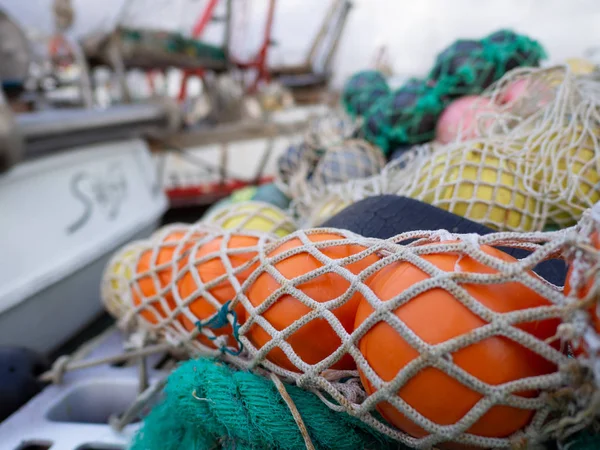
[[175, 234, 262, 350], [310, 197, 352, 226], [204, 201, 296, 237], [354, 242, 560, 441], [310, 140, 385, 187], [131, 226, 204, 326], [245, 231, 380, 372], [322, 195, 567, 286], [102, 240, 146, 321], [410, 140, 541, 232], [435, 95, 498, 144], [530, 128, 600, 228]]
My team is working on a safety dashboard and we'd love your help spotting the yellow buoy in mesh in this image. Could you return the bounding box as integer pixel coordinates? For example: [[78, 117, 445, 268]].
[[310, 196, 351, 226], [529, 128, 600, 227], [565, 57, 596, 75], [101, 240, 147, 321], [204, 201, 296, 237], [410, 140, 541, 232]]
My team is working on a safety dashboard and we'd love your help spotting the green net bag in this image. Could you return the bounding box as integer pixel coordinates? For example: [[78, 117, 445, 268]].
[[482, 29, 547, 78], [429, 31, 547, 99], [342, 71, 389, 117], [428, 40, 498, 97], [362, 79, 446, 152], [348, 85, 391, 118]]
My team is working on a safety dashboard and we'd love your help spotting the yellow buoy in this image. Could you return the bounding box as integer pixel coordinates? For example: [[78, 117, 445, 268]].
[[101, 241, 146, 320], [410, 141, 541, 231], [529, 129, 600, 227], [204, 201, 296, 237], [311, 197, 351, 226], [565, 57, 596, 75]]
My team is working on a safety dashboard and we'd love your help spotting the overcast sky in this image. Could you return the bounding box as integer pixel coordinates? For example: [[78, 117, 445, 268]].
[[3, 0, 600, 88]]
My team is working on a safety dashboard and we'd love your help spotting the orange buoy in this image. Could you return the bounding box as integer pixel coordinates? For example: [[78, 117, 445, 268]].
[[246, 231, 380, 372], [132, 228, 203, 325], [354, 242, 559, 441], [176, 234, 261, 349]]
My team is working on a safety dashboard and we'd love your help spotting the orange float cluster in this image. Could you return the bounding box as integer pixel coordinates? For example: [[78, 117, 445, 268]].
[[104, 218, 583, 447]]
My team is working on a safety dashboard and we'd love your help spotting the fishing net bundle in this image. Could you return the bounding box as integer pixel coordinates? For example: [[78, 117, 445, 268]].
[[304, 109, 362, 155], [482, 29, 548, 78], [103, 218, 598, 449], [354, 29, 547, 152], [300, 65, 600, 233], [341, 70, 390, 118], [429, 30, 546, 98], [361, 79, 444, 154], [276, 110, 366, 202]]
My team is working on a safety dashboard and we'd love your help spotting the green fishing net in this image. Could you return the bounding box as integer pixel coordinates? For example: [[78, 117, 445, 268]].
[[428, 30, 547, 97], [428, 40, 498, 97], [482, 29, 547, 78], [341, 70, 390, 117], [130, 358, 407, 450], [348, 85, 391, 118], [362, 79, 446, 153], [355, 29, 547, 150], [119, 28, 226, 62]]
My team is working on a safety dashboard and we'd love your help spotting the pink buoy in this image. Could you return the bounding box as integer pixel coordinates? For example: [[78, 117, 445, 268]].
[[435, 95, 498, 144], [499, 78, 554, 117], [499, 79, 528, 105]]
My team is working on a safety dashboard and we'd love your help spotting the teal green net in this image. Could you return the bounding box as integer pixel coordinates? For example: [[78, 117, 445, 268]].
[[129, 358, 407, 450], [341, 71, 390, 117], [119, 28, 227, 62], [561, 429, 600, 450], [349, 85, 391, 118], [428, 30, 547, 97], [428, 40, 499, 97], [482, 29, 547, 78], [361, 79, 445, 153]]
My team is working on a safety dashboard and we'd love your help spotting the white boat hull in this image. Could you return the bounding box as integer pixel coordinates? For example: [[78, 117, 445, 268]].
[[0, 139, 167, 354]]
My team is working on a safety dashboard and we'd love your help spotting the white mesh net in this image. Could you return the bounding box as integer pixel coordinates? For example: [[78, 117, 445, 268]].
[[101, 217, 600, 448], [99, 65, 600, 449], [309, 139, 386, 189], [276, 109, 364, 201], [293, 66, 600, 233]]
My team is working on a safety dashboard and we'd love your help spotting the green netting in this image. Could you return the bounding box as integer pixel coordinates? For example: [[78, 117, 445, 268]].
[[349, 85, 391, 118], [120, 28, 226, 62], [428, 30, 547, 98], [362, 79, 446, 152], [341, 70, 389, 117], [482, 29, 547, 78], [130, 358, 407, 450], [428, 41, 498, 97], [561, 429, 600, 450]]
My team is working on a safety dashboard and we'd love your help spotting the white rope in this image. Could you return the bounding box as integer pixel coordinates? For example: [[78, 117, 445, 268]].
[[292, 66, 600, 233]]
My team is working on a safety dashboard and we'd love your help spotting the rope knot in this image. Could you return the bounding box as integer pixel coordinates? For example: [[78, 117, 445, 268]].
[[48, 355, 71, 385]]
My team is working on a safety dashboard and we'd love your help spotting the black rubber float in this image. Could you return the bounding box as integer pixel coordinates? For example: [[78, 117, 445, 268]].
[[322, 195, 567, 286]]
